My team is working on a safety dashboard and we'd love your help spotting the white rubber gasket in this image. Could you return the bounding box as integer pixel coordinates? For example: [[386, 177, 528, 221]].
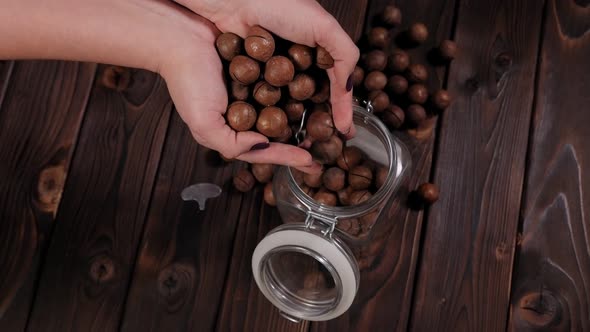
[[252, 229, 357, 321]]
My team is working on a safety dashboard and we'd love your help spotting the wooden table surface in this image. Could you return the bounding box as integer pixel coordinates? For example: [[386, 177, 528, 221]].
[[1, 0, 589, 331]]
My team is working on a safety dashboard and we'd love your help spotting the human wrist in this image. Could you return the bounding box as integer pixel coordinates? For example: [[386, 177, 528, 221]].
[[0, 0, 210, 75]]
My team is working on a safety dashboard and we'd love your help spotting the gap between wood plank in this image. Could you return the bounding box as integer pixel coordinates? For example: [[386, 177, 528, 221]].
[[503, 0, 549, 330], [405, 0, 462, 327]]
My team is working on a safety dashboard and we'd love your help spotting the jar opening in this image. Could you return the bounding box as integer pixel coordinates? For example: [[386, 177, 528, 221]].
[[287, 105, 402, 219]]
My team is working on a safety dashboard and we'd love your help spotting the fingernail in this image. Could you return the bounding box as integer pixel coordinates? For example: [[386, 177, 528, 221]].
[[250, 142, 270, 151], [346, 75, 353, 92]]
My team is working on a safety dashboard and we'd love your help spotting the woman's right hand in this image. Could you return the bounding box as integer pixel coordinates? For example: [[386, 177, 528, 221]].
[[177, 0, 360, 139]]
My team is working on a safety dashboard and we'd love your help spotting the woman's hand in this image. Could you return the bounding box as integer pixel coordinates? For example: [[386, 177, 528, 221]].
[[158, 18, 320, 172], [176, 0, 360, 138], [0, 0, 322, 172]]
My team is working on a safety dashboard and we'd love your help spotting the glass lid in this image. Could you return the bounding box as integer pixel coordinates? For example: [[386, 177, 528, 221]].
[[252, 223, 359, 322]]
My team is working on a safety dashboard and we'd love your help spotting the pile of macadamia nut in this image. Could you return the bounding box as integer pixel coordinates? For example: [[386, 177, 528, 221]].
[[218, 4, 457, 227], [217, 25, 334, 143]]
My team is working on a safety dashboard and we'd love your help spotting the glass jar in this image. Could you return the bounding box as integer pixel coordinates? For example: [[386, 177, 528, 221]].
[[251, 101, 411, 322]]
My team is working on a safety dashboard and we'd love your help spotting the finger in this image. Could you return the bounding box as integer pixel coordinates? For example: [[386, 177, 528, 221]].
[[294, 163, 323, 175], [327, 68, 356, 136], [163, 43, 271, 160], [244, 1, 359, 134], [237, 142, 315, 168], [189, 114, 272, 160]]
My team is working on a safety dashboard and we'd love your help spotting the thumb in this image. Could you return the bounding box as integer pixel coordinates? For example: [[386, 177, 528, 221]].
[[188, 114, 270, 160]]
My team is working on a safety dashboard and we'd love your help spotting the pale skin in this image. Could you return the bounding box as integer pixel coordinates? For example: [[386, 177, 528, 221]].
[[0, 0, 359, 173]]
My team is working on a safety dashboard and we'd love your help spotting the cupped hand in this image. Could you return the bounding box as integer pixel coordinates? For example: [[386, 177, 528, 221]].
[[177, 0, 360, 138], [160, 10, 320, 173]]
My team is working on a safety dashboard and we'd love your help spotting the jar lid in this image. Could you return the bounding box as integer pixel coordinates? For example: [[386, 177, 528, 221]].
[[251, 223, 359, 321]]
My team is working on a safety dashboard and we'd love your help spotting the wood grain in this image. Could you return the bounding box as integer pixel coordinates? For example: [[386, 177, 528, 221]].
[[215, 195, 311, 332], [0, 61, 14, 107], [409, 0, 545, 331], [318, 0, 368, 42], [119, 114, 246, 332], [509, 1, 590, 331], [214, 0, 369, 331], [26, 66, 172, 332], [312, 0, 456, 330], [0, 61, 96, 332]]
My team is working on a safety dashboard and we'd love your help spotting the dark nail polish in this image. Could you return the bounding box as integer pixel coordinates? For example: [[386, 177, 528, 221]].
[[250, 142, 270, 151], [346, 75, 353, 92]]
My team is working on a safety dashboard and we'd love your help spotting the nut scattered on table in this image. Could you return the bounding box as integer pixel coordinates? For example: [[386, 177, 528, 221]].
[[417, 183, 439, 204], [220, 11, 461, 221]]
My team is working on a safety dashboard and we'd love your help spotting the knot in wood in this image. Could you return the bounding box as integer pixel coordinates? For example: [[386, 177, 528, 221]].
[[464, 77, 480, 94], [516, 291, 561, 327], [89, 255, 116, 283], [495, 242, 509, 260], [37, 165, 66, 215], [494, 52, 512, 70], [157, 262, 195, 312], [101, 66, 131, 92]]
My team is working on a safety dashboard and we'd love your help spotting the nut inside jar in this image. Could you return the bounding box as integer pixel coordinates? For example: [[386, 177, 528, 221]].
[[286, 106, 396, 238]]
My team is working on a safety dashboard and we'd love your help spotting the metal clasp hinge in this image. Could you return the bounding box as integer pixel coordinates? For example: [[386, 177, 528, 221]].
[[304, 211, 337, 239], [353, 97, 374, 114]]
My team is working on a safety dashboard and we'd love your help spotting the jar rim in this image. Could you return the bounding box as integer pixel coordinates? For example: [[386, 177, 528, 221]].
[[287, 104, 404, 219]]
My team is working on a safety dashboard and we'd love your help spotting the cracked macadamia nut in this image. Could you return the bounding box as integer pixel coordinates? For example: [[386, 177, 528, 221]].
[[408, 23, 429, 44], [288, 44, 313, 71], [314, 189, 338, 206], [256, 106, 288, 137], [408, 84, 429, 104], [368, 90, 390, 113], [364, 71, 388, 91], [244, 26, 275, 62], [265, 56, 295, 87], [349, 165, 373, 190], [263, 182, 276, 206], [336, 146, 363, 171], [417, 183, 439, 204], [388, 50, 410, 72], [351, 66, 365, 88], [233, 169, 256, 192], [229, 55, 260, 85], [284, 100, 305, 122], [253, 81, 281, 106], [382, 104, 405, 129], [226, 101, 257, 132], [323, 167, 346, 192], [311, 135, 343, 165], [349, 190, 373, 205], [230, 81, 249, 101], [316, 46, 334, 69], [368, 27, 390, 49], [381, 5, 402, 27], [252, 163, 274, 183], [288, 73, 316, 101], [387, 75, 409, 95], [216, 32, 243, 61], [306, 110, 334, 141], [363, 50, 388, 71]]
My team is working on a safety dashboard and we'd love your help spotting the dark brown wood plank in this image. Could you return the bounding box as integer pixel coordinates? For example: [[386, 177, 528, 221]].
[[215, 1, 368, 331], [0, 61, 14, 106], [508, 1, 590, 331], [312, 0, 456, 331], [119, 114, 246, 332], [409, 0, 545, 331], [0, 61, 96, 331], [216, 203, 309, 332], [26, 66, 172, 331]]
